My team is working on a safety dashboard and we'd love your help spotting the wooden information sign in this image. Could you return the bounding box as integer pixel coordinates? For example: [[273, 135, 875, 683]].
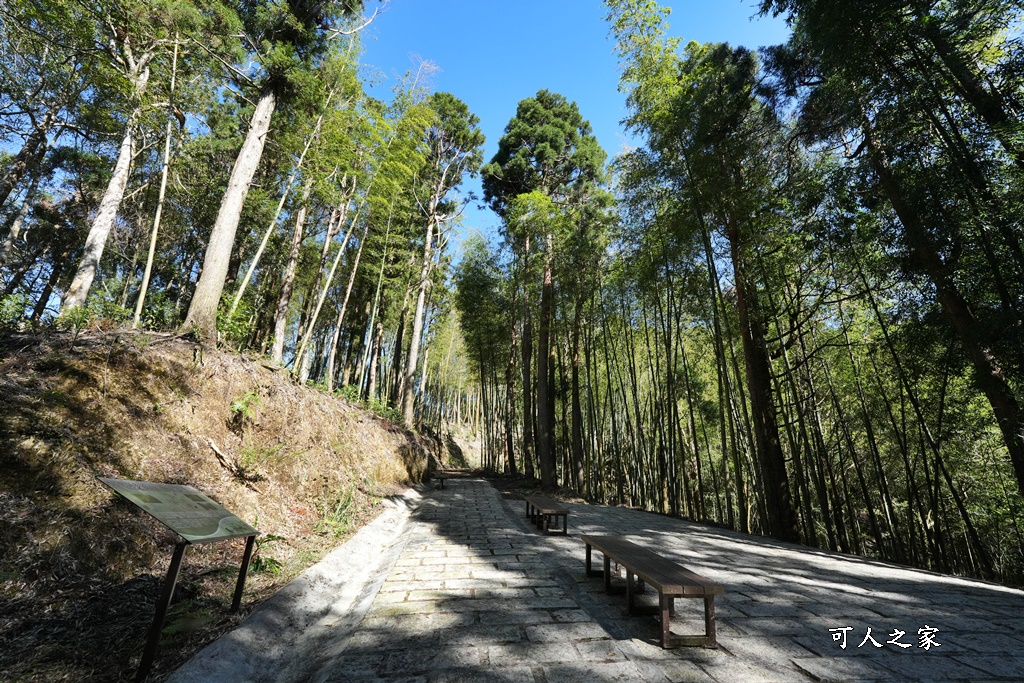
[[98, 477, 259, 682], [98, 478, 258, 543]]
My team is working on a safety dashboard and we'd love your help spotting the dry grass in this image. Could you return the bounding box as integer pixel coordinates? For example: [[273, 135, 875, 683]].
[[0, 330, 438, 682]]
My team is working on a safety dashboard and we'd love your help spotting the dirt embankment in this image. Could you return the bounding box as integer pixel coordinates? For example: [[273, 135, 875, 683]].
[[0, 330, 444, 682]]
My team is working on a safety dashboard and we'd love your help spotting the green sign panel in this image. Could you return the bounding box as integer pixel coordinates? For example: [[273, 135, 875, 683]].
[[99, 477, 258, 544]]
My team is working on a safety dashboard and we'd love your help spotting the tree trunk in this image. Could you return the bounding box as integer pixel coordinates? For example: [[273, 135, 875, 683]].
[[325, 217, 370, 392], [0, 103, 57, 211], [727, 218, 801, 544], [919, 20, 1024, 171], [271, 178, 313, 363], [230, 110, 322, 318], [366, 319, 384, 399], [31, 250, 62, 322], [63, 122, 136, 312], [181, 85, 276, 341], [521, 242, 536, 479], [505, 336, 519, 475], [570, 297, 585, 494], [402, 217, 437, 428], [537, 233, 556, 487], [391, 283, 411, 406], [294, 193, 359, 376], [133, 39, 180, 328], [0, 172, 40, 269]]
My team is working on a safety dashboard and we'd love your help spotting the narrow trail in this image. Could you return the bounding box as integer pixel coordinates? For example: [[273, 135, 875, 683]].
[[171, 477, 1024, 682]]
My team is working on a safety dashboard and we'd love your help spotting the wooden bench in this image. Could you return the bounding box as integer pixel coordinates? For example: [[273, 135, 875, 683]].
[[524, 495, 569, 535], [434, 469, 458, 488], [582, 535, 723, 648]]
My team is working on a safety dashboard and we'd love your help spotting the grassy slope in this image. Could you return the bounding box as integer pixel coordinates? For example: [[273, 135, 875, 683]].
[[0, 330, 440, 682]]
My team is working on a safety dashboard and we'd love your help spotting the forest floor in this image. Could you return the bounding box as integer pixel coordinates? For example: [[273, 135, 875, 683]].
[[0, 330, 458, 682]]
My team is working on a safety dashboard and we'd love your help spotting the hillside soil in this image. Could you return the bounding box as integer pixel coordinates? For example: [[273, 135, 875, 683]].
[[0, 330, 454, 682]]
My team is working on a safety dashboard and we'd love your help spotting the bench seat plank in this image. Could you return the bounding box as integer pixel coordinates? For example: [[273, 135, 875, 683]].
[[581, 535, 722, 648]]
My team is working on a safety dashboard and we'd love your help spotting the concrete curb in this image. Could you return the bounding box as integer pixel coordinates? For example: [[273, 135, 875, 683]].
[[166, 486, 425, 683]]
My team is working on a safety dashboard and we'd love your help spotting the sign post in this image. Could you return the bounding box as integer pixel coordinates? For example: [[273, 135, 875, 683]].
[[97, 478, 259, 682]]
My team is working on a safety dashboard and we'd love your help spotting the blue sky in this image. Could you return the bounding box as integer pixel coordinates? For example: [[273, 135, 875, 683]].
[[359, 1, 791, 252]]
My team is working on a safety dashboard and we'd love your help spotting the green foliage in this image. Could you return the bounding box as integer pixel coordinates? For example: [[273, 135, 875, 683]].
[[335, 384, 400, 423], [230, 390, 260, 423], [481, 89, 606, 215], [314, 486, 355, 537], [416, 91, 486, 215], [251, 533, 286, 574], [336, 383, 361, 403], [504, 191, 566, 245], [55, 299, 132, 339], [217, 297, 254, 346], [239, 442, 284, 470], [364, 396, 400, 424], [138, 289, 177, 331], [453, 235, 510, 375], [56, 306, 91, 344], [0, 293, 31, 330]]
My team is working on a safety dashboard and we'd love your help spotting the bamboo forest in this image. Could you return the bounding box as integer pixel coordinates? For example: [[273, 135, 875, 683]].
[[3, 0, 1024, 587]]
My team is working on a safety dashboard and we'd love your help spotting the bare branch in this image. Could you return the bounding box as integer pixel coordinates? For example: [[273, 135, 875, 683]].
[[327, 1, 389, 38]]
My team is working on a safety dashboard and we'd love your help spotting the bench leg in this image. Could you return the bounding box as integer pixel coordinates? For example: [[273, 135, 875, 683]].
[[660, 593, 673, 648], [560, 513, 568, 535], [626, 571, 645, 611], [603, 554, 612, 593], [543, 514, 550, 533], [704, 595, 717, 648]]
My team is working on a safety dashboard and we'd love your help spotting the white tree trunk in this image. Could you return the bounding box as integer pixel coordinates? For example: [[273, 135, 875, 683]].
[[230, 110, 322, 318], [401, 218, 435, 427], [62, 124, 135, 312], [133, 116, 174, 327], [181, 86, 277, 341], [292, 194, 359, 376]]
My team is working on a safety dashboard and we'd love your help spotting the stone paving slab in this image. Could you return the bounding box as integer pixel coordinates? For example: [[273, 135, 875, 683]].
[[171, 477, 1024, 682]]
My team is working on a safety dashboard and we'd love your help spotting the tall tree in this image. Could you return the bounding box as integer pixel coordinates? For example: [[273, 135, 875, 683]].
[[180, 0, 369, 341], [400, 92, 484, 427], [482, 89, 606, 487], [57, 0, 219, 311]]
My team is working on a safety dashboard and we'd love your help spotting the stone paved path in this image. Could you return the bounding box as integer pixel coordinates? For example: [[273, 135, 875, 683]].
[[172, 476, 1024, 682]]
